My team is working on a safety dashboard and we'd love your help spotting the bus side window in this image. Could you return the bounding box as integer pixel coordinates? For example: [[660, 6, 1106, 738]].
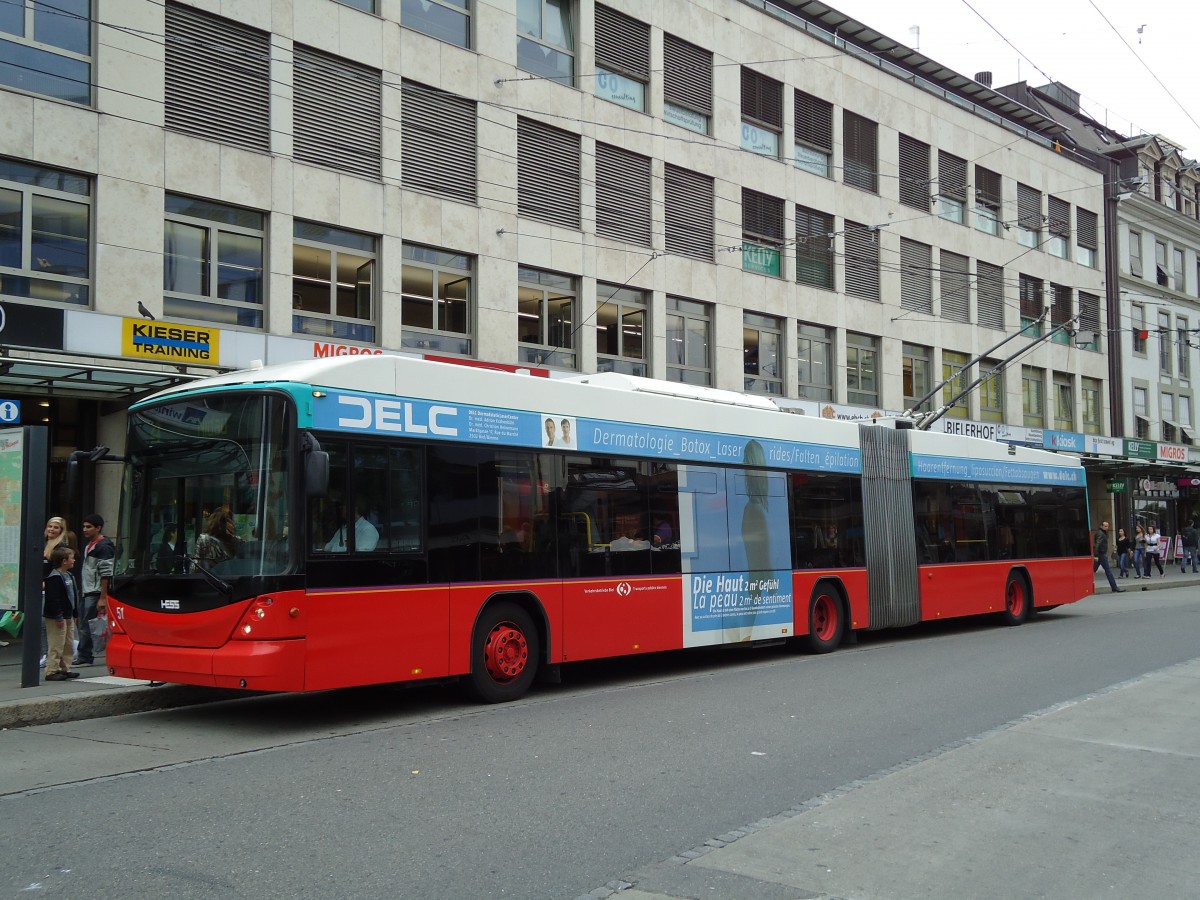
[[309, 442, 348, 553]]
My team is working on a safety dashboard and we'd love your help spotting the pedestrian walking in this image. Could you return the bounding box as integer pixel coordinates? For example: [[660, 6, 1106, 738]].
[[1092, 521, 1124, 592], [1181, 519, 1199, 574], [1115, 528, 1131, 578], [1145, 524, 1165, 577], [1133, 525, 1147, 579]]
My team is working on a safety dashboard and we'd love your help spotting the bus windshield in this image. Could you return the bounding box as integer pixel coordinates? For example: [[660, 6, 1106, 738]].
[[117, 392, 292, 580]]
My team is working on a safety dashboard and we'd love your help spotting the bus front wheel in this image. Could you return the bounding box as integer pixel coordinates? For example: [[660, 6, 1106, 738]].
[[802, 585, 844, 654], [467, 602, 540, 703]]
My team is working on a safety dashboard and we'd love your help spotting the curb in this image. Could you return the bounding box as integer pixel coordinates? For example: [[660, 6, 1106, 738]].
[[0, 684, 244, 730]]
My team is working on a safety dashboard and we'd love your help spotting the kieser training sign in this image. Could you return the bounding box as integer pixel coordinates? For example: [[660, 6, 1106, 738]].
[[122, 319, 219, 364]]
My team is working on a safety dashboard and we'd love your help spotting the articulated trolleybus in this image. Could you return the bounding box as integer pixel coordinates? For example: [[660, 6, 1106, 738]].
[[107, 355, 1093, 701]]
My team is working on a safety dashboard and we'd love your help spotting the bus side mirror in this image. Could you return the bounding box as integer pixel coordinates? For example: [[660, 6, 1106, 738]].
[[306, 450, 329, 497]]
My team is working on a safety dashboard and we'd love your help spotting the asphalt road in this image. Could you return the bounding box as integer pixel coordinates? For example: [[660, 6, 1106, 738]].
[[2, 589, 1198, 899]]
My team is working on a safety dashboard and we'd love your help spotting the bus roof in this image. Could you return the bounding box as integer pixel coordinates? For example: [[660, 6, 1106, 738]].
[[136, 355, 1082, 475]]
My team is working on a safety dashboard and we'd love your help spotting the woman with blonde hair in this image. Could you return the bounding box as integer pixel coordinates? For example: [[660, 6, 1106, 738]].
[[43, 516, 76, 579]]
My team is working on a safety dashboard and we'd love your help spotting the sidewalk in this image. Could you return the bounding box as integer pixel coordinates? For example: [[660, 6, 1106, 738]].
[[1, 568, 1196, 730], [0, 641, 239, 729]]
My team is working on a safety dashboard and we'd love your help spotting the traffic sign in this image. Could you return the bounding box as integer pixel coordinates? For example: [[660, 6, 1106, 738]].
[[0, 399, 19, 424]]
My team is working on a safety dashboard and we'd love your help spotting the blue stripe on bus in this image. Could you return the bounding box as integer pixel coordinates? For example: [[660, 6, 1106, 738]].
[[310, 389, 863, 473], [910, 453, 1084, 487]]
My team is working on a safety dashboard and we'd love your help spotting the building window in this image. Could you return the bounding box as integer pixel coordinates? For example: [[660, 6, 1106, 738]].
[[1078, 291, 1100, 352], [1180, 317, 1191, 380], [936, 152, 967, 224], [1076, 208, 1098, 267], [976, 261, 1005, 329], [596, 143, 651, 247], [402, 0, 470, 48], [1181, 395, 1193, 444], [1161, 393, 1177, 443], [293, 46, 382, 179], [401, 81, 477, 204], [797, 323, 832, 401], [794, 91, 833, 177], [740, 67, 782, 158], [796, 206, 834, 289], [900, 239, 932, 314], [293, 221, 376, 343], [1132, 303, 1146, 353], [1155, 240, 1169, 287], [164, 3, 270, 152], [940, 350, 970, 419], [743, 312, 783, 395], [1081, 377, 1101, 435], [979, 360, 1003, 423], [517, 117, 580, 229], [843, 112, 878, 192], [400, 243, 472, 356], [1016, 183, 1042, 249], [666, 296, 711, 386], [1050, 283, 1072, 345], [1046, 196, 1070, 259], [1159, 309, 1172, 374], [0, 158, 90, 307], [516, 0, 573, 83], [0, 0, 91, 104], [898, 135, 930, 210], [517, 266, 575, 368], [742, 189, 783, 277], [844, 221, 880, 302], [163, 194, 263, 328], [1174, 247, 1186, 292], [595, 283, 646, 376], [974, 166, 1001, 235], [903, 343, 932, 413], [664, 165, 714, 261], [940, 251, 969, 323], [594, 5, 648, 111], [1053, 373, 1073, 431], [1133, 386, 1149, 438], [663, 33, 711, 134], [846, 332, 879, 407], [1129, 229, 1143, 277], [1019, 273, 1043, 335], [1022, 366, 1044, 427]]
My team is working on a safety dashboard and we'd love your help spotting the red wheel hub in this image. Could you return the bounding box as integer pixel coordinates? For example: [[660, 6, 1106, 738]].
[[484, 622, 529, 682], [813, 595, 837, 641], [1007, 581, 1025, 617]]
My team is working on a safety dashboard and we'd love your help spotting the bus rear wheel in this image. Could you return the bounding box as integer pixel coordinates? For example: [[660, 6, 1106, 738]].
[[467, 602, 539, 703], [1001, 572, 1030, 626], [802, 585, 844, 654]]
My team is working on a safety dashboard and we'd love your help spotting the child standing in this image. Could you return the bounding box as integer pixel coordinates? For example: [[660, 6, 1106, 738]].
[[43, 545, 80, 681]]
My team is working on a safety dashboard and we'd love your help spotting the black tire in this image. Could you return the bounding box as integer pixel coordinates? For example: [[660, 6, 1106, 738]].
[[1000, 572, 1030, 626], [466, 602, 539, 703], [801, 584, 844, 654]]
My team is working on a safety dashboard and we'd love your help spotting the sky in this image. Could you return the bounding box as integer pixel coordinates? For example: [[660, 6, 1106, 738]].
[[827, 0, 1200, 157]]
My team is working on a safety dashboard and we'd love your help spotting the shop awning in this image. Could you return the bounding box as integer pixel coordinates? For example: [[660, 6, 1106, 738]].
[[0, 357, 208, 401]]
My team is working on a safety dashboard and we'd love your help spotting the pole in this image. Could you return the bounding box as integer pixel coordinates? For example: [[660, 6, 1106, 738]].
[[917, 313, 1081, 431], [20, 426, 48, 688]]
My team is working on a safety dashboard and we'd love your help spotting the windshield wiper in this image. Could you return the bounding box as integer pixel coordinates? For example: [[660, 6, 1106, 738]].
[[189, 558, 233, 596]]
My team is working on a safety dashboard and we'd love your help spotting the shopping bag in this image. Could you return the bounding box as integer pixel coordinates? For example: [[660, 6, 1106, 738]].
[[0, 610, 24, 637], [89, 616, 111, 654]]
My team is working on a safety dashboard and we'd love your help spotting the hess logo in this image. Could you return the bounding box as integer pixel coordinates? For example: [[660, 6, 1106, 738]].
[[616, 582, 632, 597]]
